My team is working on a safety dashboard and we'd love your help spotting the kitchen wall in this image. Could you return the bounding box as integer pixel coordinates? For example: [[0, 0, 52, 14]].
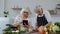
[[4, 0, 60, 17], [0, 0, 60, 23], [0, 0, 4, 17]]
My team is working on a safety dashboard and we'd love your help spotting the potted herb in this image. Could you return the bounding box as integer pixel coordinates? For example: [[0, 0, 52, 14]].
[[4, 10, 9, 17]]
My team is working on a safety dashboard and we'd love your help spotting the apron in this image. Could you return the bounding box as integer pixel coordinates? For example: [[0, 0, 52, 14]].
[[37, 14, 48, 27]]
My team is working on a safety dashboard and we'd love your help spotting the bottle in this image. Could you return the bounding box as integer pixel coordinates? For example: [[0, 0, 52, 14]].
[[17, 25, 20, 31]]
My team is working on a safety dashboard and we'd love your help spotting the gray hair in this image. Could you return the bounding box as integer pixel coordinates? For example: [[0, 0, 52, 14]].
[[35, 5, 43, 12], [36, 5, 43, 9]]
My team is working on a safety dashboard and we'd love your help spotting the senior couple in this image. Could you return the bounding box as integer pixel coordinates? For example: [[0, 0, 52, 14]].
[[13, 6, 52, 31]]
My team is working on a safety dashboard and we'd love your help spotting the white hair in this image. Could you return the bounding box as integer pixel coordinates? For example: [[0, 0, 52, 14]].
[[19, 8, 32, 18], [20, 8, 25, 16]]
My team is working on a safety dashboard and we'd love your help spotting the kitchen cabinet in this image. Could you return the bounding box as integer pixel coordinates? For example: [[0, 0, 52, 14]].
[[0, 17, 9, 34]]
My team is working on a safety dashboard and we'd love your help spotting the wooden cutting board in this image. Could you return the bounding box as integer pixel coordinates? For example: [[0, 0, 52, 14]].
[[24, 32, 39, 34]]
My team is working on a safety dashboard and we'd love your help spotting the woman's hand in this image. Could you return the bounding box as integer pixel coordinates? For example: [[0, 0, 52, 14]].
[[24, 22, 31, 28], [13, 19, 21, 27]]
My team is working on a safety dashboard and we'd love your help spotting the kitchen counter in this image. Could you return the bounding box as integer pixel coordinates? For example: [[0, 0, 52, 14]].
[[24, 32, 38, 34]]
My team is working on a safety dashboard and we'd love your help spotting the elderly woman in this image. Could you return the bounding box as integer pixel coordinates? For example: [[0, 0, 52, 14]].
[[13, 8, 32, 30]]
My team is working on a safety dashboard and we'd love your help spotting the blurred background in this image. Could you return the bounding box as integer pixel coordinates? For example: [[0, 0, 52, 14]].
[[0, 0, 60, 34]]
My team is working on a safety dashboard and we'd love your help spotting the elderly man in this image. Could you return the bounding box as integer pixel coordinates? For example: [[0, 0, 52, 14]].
[[31, 5, 52, 34], [34, 5, 52, 29]]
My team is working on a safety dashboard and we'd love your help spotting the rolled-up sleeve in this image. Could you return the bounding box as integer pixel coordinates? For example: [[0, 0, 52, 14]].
[[44, 11, 52, 22], [13, 15, 21, 25]]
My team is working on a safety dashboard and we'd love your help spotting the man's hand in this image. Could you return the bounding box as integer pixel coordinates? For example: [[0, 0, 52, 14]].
[[45, 22, 52, 27]]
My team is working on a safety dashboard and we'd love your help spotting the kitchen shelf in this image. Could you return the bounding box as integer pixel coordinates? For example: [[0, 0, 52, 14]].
[[56, 4, 60, 9], [12, 8, 22, 10], [48, 10, 57, 15]]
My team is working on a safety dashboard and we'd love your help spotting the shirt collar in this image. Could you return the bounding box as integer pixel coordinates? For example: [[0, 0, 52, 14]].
[[36, 14, 44, 17]]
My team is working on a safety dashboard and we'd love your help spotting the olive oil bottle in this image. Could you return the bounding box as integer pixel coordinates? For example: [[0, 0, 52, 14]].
[[17, 25, 20, 31]]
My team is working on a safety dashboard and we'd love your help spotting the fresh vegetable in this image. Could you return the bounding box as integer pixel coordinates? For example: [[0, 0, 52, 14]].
[[53, 25, 60, 32], [3, 27, 10, 31], [38, 26, 45, 34], [55, 22, 60, 28]]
